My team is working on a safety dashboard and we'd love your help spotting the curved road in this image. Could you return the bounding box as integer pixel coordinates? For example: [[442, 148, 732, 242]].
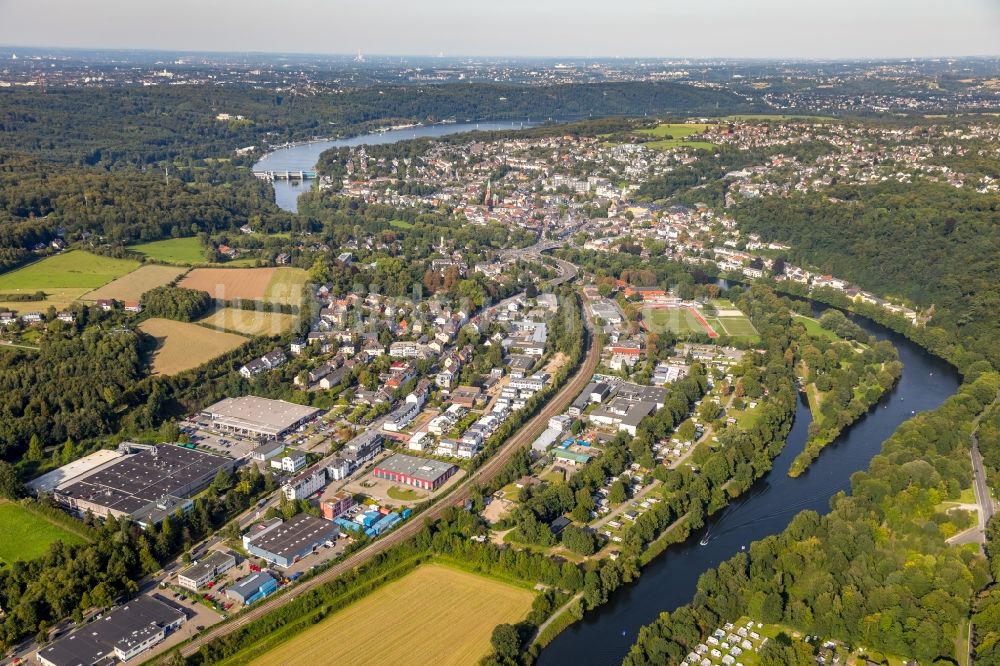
[[180, 294, 599, 659]]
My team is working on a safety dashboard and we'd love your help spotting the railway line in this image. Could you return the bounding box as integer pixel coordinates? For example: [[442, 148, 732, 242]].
[[180, 289, 598, 660]]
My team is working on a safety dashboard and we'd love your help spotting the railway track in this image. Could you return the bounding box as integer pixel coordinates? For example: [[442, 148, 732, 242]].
[[180, 300, 598, 660]]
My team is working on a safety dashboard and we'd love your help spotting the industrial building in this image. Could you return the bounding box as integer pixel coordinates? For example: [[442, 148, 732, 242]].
[[243, 514, 339, 568], [36, 596, 185, 666], [53, 444, 235, 526], [200, 396, 321, 440], [177, 550, 236, 592], [372, 454, 458, 491], [226, 571, 279, 605]]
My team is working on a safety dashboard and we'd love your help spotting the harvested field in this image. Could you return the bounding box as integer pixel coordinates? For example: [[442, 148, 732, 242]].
[[81, 265, 188, 302], [198, 307, 297, 336], [249, 564, 534, 666], [177, 268, 275, 302], [138, 318, 247, 375]]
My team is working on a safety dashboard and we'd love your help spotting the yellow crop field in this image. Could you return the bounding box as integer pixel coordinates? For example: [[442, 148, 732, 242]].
[[177, 267, 307, 305], [138, 318, 247, 375], [199, 307, 297, 336], [250, 564, 534, 666], [81, 265, 188, 302]]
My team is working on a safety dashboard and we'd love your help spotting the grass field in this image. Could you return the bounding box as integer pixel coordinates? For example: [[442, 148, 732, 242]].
[[263, 267, 308, 306], [0, 250, 140, 312], [81, 265, 188, 302], [129, 237, 206, 265], [636, 123, 714, 150], [138, 318, 247, 375], [715, 316, 760, 340], [643, 306, 716, 336], [387, 486, 425, 501], [198, 307, 297, 336], [389, 219, 415, 229], [792, 313, 839, 340], [0, 501, 88, 565], [250, 564, 534, 666]]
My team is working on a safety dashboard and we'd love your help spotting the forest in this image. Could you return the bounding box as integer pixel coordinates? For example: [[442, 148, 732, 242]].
[[0, 84, 747, 167], [734, 180, 1000, 368]]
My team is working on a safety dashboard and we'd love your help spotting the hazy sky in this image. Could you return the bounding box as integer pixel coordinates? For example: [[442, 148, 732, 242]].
[[1, 0, 998, 59]]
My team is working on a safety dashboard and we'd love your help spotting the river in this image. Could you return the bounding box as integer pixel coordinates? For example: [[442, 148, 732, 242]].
[[253, 121, 538, 212], [538, 309, 960, 665]]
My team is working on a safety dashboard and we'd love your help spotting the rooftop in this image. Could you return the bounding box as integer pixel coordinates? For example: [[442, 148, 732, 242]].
[[202, 396, 321, 437], [245, 514, 339, 561], [56, 445, 231, 519], [37, 596, 184, 666], [375, 453, 457, 482]]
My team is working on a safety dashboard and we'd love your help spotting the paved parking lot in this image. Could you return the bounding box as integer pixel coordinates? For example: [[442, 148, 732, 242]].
[[180, 420, 258, 459]]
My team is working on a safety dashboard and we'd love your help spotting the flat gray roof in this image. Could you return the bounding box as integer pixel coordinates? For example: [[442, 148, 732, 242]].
[[38, 596, 184, 666], [374, 453, 456, 483], [203, 396, 321, 436], [178, 550, 236, 583], [245, 514, 338, 561]]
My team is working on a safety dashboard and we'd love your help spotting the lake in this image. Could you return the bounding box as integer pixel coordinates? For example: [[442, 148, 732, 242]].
[[253, 121, 538, 212]]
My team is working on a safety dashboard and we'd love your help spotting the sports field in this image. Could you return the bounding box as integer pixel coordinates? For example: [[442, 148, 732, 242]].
[[714, 316, 760, 340], [643, 306, 718, 337], [81, 264, 189, 302], [129, 237, 206, 265], [636, 123, 714, 151], [250, 564, 534, 666], [0, 501, 88, 565], [0, 251, 140, 312], [178, 267, 307, 305], [198, 307, 297, 336], [139, 318, 247, 375]]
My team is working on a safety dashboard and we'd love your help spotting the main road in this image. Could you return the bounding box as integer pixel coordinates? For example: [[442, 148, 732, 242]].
[[180, 288, 599, 659]]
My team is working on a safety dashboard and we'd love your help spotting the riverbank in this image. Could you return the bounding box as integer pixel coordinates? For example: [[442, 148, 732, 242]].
[[253, 120, 539, 212], [536, 298, 959, 665]]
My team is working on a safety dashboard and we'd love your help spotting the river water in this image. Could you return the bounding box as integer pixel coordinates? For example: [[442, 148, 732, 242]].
[[253, 121, 537, 212], [538, 312, 959, 665]]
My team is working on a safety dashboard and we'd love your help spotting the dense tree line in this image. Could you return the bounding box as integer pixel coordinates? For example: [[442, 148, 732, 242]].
[[0, 84, 746, 167], [142, 286, 213, 322], [625, 372, 999, 665], [734, 180, 1000, 368], [0, 151, 293, 273], [788, 311, 902, 476], [0, 327, 145, 460]]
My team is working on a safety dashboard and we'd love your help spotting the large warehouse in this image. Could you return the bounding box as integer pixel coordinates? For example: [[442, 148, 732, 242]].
[[201, 396, 322, 440], [372, 454, 458, 491], [54, 443, 235, 526], [36, 595, 185, 666], [242, 514, 339, 568]]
